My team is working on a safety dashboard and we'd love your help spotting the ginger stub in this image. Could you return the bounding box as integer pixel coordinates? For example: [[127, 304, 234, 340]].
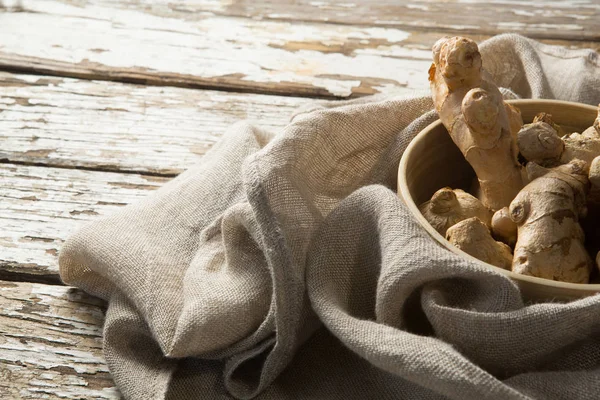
[[419, 187, 492, 237], [518, 111, 600, 169], [446, 217, 513, 270]]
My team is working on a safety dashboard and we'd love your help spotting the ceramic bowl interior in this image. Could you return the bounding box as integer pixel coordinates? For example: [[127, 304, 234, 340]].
[[398, 99, 600, 301]]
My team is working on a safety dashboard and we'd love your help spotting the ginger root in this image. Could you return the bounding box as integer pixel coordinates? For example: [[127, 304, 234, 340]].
[[518, 109, 600, 169], [419, 187, 492, 236], [446, 217, 513, 270], [533, 112, 566, 137], [510, 160, 592, 283], [582, 104, 600, 137], [589, 156, 600, 188], [517, 120, 565, 166], [429, 36, 523, 211], [491, 207, 518, 247]]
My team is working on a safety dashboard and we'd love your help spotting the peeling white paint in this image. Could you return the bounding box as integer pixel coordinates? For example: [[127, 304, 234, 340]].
[[0, 164, 167, 273], [0, 0, 432, 98], [0, 282, 118, 398], [265, 13, 295, 19], [512, 9, 536, 17], [406, 3, 429, 11], [564, 13, 591, 20]]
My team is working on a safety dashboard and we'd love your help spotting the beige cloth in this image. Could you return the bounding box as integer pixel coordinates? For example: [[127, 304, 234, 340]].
[[59, 34, 600, 400]]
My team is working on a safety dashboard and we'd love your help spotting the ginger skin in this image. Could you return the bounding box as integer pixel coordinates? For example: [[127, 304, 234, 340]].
[[518, 109, 600, 169], [589, 156, 600, 188], [510, 160, 592, 283], [419, 187, 492, 236], [430, 37, 523, 211], [491, 207, 518, 247], [446, 217, 513, 270], [533, 112, 566, 137]]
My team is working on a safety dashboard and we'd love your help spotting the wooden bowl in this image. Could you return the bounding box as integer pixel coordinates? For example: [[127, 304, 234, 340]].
[[398, 99, 600, 301]]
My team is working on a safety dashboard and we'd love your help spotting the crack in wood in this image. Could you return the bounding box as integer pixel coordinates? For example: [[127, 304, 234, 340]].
[[0, 267, 63, 285], [0, 157, 180, 177]]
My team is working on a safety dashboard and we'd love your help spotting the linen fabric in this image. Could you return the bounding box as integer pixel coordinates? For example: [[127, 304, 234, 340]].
[[59, 34, 600, 400]]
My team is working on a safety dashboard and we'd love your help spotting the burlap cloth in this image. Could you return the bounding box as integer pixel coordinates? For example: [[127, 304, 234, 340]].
[[59, 34, 600, 399]]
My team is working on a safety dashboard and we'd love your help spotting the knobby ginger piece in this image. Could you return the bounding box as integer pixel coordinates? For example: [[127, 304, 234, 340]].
[[517, 121, 565, 166], [419, 187, 492, 236], [491, 207, 518, 247], [446, 217, 512, 270], [429, 36, 523, 211], [510, 160, 592, 283], [582, 104, 600, 137], [589, 156, 600, 188], [518, 109, 600, 169], [533, 112, 566, 137]]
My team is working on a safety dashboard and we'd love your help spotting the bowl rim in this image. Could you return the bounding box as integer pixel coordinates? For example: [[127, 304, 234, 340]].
[[398, 99, 600, 291]]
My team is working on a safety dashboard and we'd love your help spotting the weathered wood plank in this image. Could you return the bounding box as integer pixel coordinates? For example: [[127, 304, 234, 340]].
[[0, 72, 304, 175], [0, 280, 118, 399], [1, 2, 596, 99], [0, 0, 435, 98], [0, 164, 168, 281], [107, 0, 600, 41], [6, 0, 598, 41]]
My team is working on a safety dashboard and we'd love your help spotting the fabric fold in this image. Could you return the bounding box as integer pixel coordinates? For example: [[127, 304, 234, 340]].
[[306, 185, 600, 399]]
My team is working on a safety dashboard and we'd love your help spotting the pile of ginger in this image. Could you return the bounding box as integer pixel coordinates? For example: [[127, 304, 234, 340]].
[[421, 36, 600, 284]]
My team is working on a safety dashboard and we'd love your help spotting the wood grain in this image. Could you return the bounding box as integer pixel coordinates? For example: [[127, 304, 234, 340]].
[[0, 0, 431, 98], [9, 0, 599, 41], [2, 1, 596, 99], [0, 72, 303, 175], [161, 0, 600, 41], [0, 164, 168, 281], [0, 280, 118, 399]]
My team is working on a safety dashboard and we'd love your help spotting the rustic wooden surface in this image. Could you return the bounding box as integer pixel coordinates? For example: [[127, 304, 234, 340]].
[[128, 0, 599, 40], [0, 72, 304, 174], [0, 164, 167, 282], [0, 0, 598, 398], [0, 1, 598, 99], [0, 280, 119, 399]]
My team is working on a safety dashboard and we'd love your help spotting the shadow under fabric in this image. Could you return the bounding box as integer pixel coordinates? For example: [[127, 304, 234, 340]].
[[59, 34, 600, 400]]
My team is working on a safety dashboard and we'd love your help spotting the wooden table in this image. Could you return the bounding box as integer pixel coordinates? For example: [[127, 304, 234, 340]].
[[0, 1, 598, 398]]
